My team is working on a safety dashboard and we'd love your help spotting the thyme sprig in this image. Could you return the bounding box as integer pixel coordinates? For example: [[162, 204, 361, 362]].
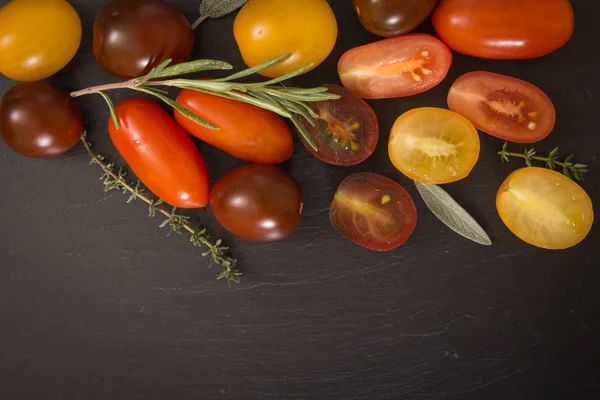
[[498, 142, 588, 181], [81, 133, 241, 287], [71, 54, 340, 151]]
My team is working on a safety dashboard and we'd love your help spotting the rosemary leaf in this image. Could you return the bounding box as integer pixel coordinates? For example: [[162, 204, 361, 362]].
[[215, 54, 291, 82], [97, 91, 120, 129], [290, 113, 318, 151], [415, 182, 492, 246], [136, 59, 172, 85], [152, 59, 233, 79], [244, 63, 314, 87]]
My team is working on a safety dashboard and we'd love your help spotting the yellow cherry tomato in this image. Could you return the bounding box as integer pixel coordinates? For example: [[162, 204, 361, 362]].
[[233, 0, 338, 78], [388, 107, 480, 184], [497, 167, 594, 250], [0, 0, 82, 82]]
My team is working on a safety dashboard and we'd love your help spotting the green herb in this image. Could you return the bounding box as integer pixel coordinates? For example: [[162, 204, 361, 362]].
[[498, 142, 588, 181], [70, 54, 339, 151], [415, 182, 492, 246], [81, 132, 241, 287], [192, 0, 248, 29]]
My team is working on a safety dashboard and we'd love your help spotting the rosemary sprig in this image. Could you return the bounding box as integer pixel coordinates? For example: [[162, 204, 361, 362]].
[[70, 54, 340, 151], [81, 132, 241, 287], [498, 142, 588, 181]]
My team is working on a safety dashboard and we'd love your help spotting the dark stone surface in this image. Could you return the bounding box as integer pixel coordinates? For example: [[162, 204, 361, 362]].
[[1, 1, 598, 399]]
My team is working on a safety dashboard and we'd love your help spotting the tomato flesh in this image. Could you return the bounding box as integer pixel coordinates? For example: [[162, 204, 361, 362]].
[[497, 167, 594, 250], [338, 34, 452, 99], [330, 173, 417, 251], [300, 85, 378, 166], [448, 72, 556, 143], [388, 108, 480, 184]]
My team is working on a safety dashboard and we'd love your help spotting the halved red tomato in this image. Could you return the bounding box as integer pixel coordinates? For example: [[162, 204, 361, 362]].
[[448, 72, 556, 143], [338, 33, 452, 99], [330, 173, 417, 251], [299, 84, 378, 166]]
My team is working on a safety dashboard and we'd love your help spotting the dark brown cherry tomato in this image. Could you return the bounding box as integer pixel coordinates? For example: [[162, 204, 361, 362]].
[[353, 0, 436, 37], [93, 0, 194, 79], [210, 164, 303, 242], [0, 82, 82, 158], [448, 72, 556, 143], [299, 84, 378, 166], [109, 98, 209, 208], [175, 89, 293, 164], [330, 173, 417, 251], [432, 0, 574, 59]]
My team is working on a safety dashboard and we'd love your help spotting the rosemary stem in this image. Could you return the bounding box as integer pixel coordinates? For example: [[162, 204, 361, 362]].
[[499, 151, 569, 168], [71, 81, 137, 98]]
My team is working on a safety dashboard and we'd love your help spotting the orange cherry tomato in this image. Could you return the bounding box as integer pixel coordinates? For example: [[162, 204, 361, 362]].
[[174, 89, 294, 164], [108, 98, 210, 208], [432, 0, 574, 59]]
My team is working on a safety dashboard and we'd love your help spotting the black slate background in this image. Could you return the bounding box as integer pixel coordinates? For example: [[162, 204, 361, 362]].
[[1, 1, 599, 399]]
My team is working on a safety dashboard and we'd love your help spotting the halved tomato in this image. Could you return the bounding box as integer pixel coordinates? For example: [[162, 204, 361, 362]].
[[448, 71, 556, 143], [497, 167, 593, 250], [388, 107, 480, 184], [299, 84, 378, 166], [337, 33, 452, 99], [330, 173, 417, 251]]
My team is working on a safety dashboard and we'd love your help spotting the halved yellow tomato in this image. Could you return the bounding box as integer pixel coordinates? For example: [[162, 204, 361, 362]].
[[388, 107, 480, 184], [497, 167, 594, 250]]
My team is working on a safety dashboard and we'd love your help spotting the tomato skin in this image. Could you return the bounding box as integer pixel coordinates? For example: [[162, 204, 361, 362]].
[[448, 72, 556, 144], [338, 34, 452, 99], [497, 167, 593, 250], [353, 0, 436, 37], [174, 90, 294, 165], [432, 0, 574, 59], [94, 0, 194, 79], [0, 0, 82, 82], [210, 164, 303, 242], [0, 82, 82, 158], [233, 0, 338, 78], [330, 173, 417, 251], [108, 98, 209, 208]]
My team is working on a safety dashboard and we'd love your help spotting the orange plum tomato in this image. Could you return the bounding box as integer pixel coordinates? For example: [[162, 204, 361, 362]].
[[0, 0, 82, 81], [338, 34, 452, 99], [233, 0, 338, 78], [448, 71, 556, 144], [174, 89, 293, 165], [497, 167, 593, 250], [108, 98, 210, 208], [210, 164, 303, 242], [330, 173, 417, 251], [388, 108, 480, 184], [299, 85, 378, 166]]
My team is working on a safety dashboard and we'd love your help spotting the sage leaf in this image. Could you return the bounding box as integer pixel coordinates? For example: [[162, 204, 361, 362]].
[[200, 0, 248, 19], [415, 182, 492, 246]]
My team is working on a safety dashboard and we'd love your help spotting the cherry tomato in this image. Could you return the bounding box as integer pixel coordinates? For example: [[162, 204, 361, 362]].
[[353, 0, 436, 37], [299, 85, 378, 166], [108, 98, 209, 208], [330, 173, 417, 251], [432, 0, 574, 59], [0, 0, 82, 82], [448, 72, 556, 144], [388, 108, 480, 184], [233, 0, 338, 78], [94, 0, 194, 79], [174, 89, 293, 165], [497, 167, 593, 250], [0, 82, 82, 158], [210, 164, 303, 242], [338, 34, 452, 99]]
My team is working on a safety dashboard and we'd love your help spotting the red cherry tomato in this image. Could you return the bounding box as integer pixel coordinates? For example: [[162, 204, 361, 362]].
[[299, 84, 378, 166], [338, 34, 452, 99], [448, 72, 556, 143], [330, 173, 417, 251], [108, 98, 209, 208], [174, 89, 294, 165], [432, 0, 574, 59]]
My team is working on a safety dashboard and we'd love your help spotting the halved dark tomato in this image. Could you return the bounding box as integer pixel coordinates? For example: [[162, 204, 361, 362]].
[[448, 71, 556, 143], [338, 33, 452, 99], [300, 84, 378, 166], [330, 173, 417, 251]]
